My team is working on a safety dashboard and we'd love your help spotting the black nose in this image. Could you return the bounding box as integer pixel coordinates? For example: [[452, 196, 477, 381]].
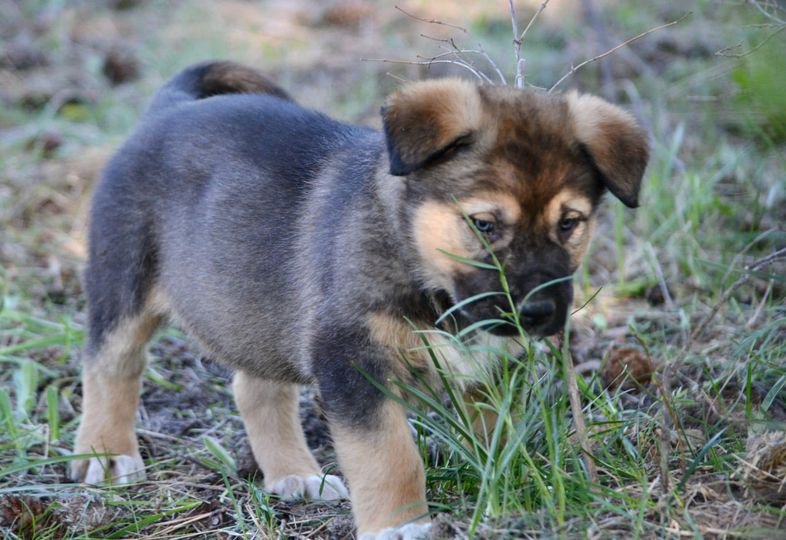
[[519, 300, 555, 328]]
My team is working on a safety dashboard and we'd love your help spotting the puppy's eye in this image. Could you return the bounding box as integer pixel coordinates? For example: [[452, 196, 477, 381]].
[[471, 217, 496, 235], [558, 216, 580, 234]]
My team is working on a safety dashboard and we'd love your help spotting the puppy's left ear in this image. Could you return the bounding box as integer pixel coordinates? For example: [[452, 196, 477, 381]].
[[567, 92, 649, 208], [382, 79, 482, 176]]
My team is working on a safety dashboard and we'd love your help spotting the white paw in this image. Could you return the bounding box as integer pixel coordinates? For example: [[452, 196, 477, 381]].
[[266, 474, 349, 501], [71, 454, 145, 485], [360, 522, 432, 540]]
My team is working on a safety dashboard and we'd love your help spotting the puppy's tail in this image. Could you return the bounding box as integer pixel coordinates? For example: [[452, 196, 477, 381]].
[[146, 61, 292, 115]]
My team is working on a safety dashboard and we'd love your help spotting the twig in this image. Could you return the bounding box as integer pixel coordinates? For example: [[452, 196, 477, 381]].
[[419, 35, 507, 84], [716, 24, 786, 57], [691, 246, 786, 341], [361, 57, 487, 82], [507, 0, 522, 87], [655, 365, 673, 494], [508, 0, 550, 87], [548, 12, 691, 93], [519, 0, 551, 46], [721, 228, 775, 284], [644, 242, 674, 310], [395, 5, 467, 33], [562, 323, 597, 482], [155, 511, 221, 536], [416, 41, 496, 84], [750, 0, 786, 25], [384, 71, 409, 83], [747, 279, 773, 328], [476, 43, 507, 85]]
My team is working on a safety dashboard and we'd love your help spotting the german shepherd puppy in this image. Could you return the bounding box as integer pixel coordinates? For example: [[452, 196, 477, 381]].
[[70, 61, 648, 539]]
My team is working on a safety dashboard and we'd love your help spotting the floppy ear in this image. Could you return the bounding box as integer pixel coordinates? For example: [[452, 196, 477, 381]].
[[567, 92, 649, 208], [381, 79, 482, 176]]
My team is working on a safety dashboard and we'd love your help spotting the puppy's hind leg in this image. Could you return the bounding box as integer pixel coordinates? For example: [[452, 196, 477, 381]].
[[233, 371, 348, 501], [70, 309, 161, 485]]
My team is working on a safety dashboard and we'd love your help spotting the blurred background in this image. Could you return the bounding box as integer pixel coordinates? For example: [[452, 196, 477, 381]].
[[1, 0, 784, 538], [1, 0, 784, 307]]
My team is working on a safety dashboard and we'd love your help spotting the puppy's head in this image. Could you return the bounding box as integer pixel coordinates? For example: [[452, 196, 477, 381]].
[[382, 80, 648, 337]]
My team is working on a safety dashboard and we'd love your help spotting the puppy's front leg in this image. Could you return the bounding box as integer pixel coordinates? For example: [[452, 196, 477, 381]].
[[330, 398, 431, 539]]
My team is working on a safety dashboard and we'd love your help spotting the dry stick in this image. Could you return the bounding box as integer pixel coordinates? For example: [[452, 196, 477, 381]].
[[475, 42, 508, 85], [515, 0, 551, 87], [395, 5, 467, 33], [655, 367, 673, 494], [416, 42, 496, 85], [507, 0, 523, 87], [691, 246, 786, 342], [750, 0, 786, 25], [562, 323, 597, 482], [548, 13, 691, 93], [421, 34, 508, 85], [716, 24, 786, 57], [747, 279, 774, 328], [508, 0, 551, 88], [361, 57, 487, 82]]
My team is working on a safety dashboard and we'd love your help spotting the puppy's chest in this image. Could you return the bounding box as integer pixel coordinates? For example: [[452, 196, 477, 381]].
[[367, 312, 523, 389], [416, 331, 524, 387]]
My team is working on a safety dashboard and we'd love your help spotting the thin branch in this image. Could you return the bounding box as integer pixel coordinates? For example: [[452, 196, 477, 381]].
[[417, 53, 495, 84], [655, 367, 673, 494], [750, 0, 786, 25], [716, 24, 786, 57], [384, 71, 409, 83], [395, 5, 467, 33], [506, 0, 552, 88], [562, 324, 597, 482], [508, 0, 524, 88], [416, 36, 497, 84], [645, 243, 674, 310], [415, 37, 502, 84], [476, 43, 508, 85], [691, 246, 786, 342], [519, 0, 551, 45], [548, 12, 691, 93], [361, 57, 486, 82]]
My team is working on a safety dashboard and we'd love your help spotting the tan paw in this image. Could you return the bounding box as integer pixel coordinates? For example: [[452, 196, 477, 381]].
[[266, 474, 349, 501], [69, 453, 145, 485], [359, 522, 432, 540]]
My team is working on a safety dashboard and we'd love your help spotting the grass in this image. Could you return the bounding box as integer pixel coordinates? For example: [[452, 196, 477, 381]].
[[2, 0, 786, 538]]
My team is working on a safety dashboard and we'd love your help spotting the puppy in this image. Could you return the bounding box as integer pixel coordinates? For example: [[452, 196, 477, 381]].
[[70, 61, 648, 539]]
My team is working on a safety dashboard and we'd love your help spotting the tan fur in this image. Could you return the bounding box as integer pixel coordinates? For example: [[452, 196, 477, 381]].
[[72, 370, 143, 459], [232, 372, 322, 485], [332, 399, 428, 534], [383, 79, 482, 169], [411, 191, 522, 290], [367, 312, 428, 374], [460, 192, 522, 229], [463, 387, 500, 446], [89, 311, 161, 378], [368, 311, 523, 388], [543, 189, 595, 267], [412, 200, 475, 291], [71, 308, 161, 479]]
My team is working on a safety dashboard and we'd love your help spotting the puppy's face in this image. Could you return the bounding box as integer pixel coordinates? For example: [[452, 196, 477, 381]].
[[383, 81, 648, 337]]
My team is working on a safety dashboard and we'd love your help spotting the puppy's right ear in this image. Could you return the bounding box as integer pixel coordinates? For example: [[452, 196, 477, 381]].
[[382, 79, 482, 176]]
